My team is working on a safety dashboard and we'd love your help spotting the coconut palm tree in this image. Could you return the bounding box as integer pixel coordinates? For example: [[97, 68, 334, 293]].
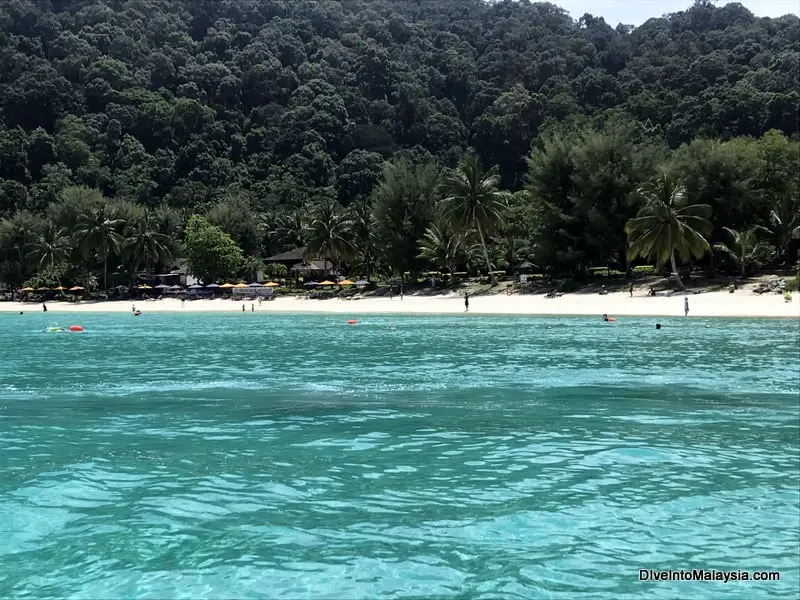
[[417, 221, 468, 277], [769, 193, 800, 265], [304, 198, 353, 275], [124, 213, 174, 283], [714, 225, 774, 277], [75, 207, 126, 291], [438, 154, 509, 285], [27, 223, 72, 285], [625, 172, 712, 290], [348, 199, 377, 279]]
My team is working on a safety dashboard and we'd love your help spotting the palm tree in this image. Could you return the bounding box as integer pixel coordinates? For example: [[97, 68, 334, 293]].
[[714, 225, 774, 277], [304, 199, 353, 275], [439, 154, 509, 285], [27, 223, 72, 285], [348, 199, 377, 279], [124, 214, 174, 283], [769, 193, 800, 265], [417, 221, 468, 277], [625, 172, 712, 290], [75, 207, 126, 291]]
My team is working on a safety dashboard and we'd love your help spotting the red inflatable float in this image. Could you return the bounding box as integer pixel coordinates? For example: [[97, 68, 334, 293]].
[[347, 319, 357, 325], [69, 325, 84, 332]]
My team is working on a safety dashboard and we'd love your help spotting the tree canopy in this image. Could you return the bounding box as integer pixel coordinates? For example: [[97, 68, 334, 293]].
[[0, 0, 798, 287]]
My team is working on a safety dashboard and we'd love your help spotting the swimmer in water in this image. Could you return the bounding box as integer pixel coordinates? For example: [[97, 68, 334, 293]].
[[602, 313, 609, 322]]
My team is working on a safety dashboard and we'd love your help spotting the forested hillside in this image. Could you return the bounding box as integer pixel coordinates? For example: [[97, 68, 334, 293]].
[[0, 0, 798, 288]]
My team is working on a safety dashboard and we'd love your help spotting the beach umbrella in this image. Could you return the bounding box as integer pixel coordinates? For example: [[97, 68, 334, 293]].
[[155, 284, 170, 289], [304, 281, 319, 287], [265, 281, 279, 287], [69, 286, 84, 292], [169, 284, 182, 290], [219, 283, 235, 288], [248, 282, 263, 287], [206, 283, 220, 288], [355, 279, 369, 287], [234, 283, 248, 288], [338, 279, 354, 286], [37, 286, 50, 291], [137, 284, 152, 290], [188, 284, 203, 289], [54, 286, 67, 291], [319, 280, 336, 286], [21, 287, 35, 292]]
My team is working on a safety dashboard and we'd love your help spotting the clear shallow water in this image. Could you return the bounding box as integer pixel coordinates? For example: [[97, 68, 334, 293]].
[[0, 312, 798, 599]]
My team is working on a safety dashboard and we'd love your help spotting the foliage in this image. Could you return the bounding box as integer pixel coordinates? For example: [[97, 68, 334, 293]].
[[183, 215, 243, 284], [714, 226, 774, 276], [625, 172, 712, 289], [0, 1, 798, 286]]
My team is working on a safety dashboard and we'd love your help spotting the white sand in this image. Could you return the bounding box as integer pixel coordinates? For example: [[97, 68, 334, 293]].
[[3, 291, 798, 318]]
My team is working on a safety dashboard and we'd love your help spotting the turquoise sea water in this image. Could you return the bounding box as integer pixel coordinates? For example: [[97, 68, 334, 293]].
[[1, 312, 798, 599]]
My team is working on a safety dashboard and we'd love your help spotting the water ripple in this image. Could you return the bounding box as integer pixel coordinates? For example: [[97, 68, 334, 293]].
[[0, 314, 798, 598]]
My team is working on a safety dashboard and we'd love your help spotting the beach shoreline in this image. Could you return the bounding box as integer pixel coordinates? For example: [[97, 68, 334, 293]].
[[2, 291, 797, 319]]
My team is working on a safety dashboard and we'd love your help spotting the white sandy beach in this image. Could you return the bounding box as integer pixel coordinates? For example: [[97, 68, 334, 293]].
[[2, 290, 798, 318]]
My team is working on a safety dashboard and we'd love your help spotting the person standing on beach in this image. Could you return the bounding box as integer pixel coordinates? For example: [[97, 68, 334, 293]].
[[629, 283, 633, 297], [181, 298, 185, 308], [464, 292, 469, 312], [684, 296, 689, 317], [251, 303, 254, 312], [242, 303, 245, 312], [42, 302, 47, 312]]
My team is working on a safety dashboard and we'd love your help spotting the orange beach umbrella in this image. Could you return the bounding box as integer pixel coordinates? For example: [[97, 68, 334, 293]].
[[69, 286, 84, 292]]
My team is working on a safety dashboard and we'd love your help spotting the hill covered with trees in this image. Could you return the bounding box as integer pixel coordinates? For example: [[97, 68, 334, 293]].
[[0, 0, 798, 289]]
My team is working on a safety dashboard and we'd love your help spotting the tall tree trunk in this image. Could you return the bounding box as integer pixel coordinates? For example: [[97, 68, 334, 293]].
[[475, 219, 495, 285], [670, 251, 684, 290]]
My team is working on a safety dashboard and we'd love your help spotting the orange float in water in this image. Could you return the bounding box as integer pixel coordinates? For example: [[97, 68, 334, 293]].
[[69, 325, 84, 332], [347, 319, 357, 325]]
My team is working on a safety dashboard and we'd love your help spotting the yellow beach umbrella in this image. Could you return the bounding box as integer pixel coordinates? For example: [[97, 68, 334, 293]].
[[137, 284, 152, 290], [69, 286, 84, 292], [265, 281, 279, 287], [234, 283, 248, 288], [219, 283, 235, 288], [319, 280, 336, 286], [54, 286, 67, 291], [37, 286, 50, 291], [21, 287, 35, 292], [338, 280, 354, 286]]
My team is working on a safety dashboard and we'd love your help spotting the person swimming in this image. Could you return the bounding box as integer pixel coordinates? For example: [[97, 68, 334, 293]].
[[602, 314, 609, 321]]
